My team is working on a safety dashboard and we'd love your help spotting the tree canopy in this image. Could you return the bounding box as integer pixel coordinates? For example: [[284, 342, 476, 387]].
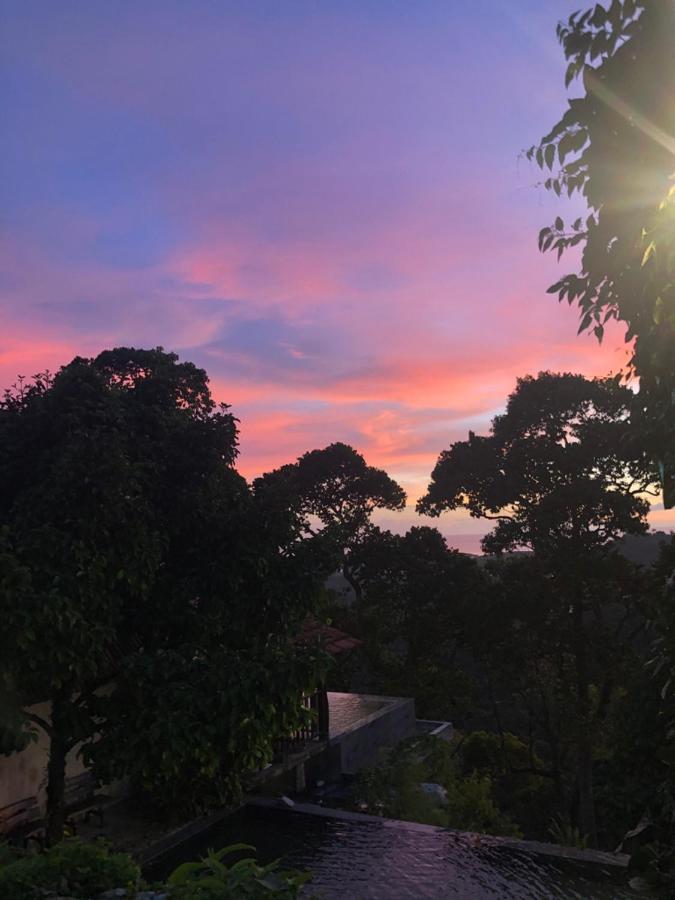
[[418, 371, 658, 845], [254, 442, 406, 600], [529, 0, 675, 503], [418, 371, 657, 558], [346, 525, 480, 720], [0, 348, 329, 842]]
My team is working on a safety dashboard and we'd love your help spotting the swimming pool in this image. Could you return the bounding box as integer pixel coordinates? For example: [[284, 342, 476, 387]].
[[147, 802, 639, 898]]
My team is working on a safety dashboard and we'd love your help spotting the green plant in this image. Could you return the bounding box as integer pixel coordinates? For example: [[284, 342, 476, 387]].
[[445, 772, 521, 838], [1, 349, 334, 839], [629, 840, 675, 897], [167, 843, 310, 898], [354, 737, 521, 838], [548, 815, 589, 850], [0, 838, 139, 900]]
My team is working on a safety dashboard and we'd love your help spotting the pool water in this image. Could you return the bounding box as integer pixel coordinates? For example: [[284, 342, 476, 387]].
[[147, 804, 639, 898]]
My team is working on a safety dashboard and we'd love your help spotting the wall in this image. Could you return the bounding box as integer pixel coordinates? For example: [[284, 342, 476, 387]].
[[0, 702, 87, 822], [331, 694, 416, 774]]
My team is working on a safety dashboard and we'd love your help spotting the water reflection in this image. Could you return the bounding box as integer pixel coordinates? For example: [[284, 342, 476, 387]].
[[148, 805, 638, 898]]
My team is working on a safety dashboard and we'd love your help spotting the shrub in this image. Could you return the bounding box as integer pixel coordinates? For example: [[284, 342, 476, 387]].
[[0, 839, 139, 900], [445, 772, 521, 838], [166, 843, 310, 898], [548, 815, 588, 850], [353, 736, 521, 837]]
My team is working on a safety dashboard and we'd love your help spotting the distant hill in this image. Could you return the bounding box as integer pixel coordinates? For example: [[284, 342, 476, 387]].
[[614, 530, 671, 566]]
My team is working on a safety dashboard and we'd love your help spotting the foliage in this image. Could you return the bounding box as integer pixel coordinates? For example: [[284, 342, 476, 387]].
[[345, 526, 481, 719], [0, 840, 309, 900], [456, 731, 533, 778], [418, 371, 657, 557], [166, 843, 310, 899], [468, 553, 649, 846], [86, 642, 329, 814], [354, 742, 446, 827], [528, 1, 675, 503], [255, 442, 406, 545], [593, 664, 669, 848], [418, 372, 658, 845], [0, 348, 331, 840], [0, 842, 21, 867], [0, 839, 139, 900], [628, 840, 675, 897], [353, 736, 521, 837], [0, 355, 168, 842], [622, 534, 675, 888], [444, 772, 521, 838], [254, 442, 406, 600], [452, 731, 553, 839], [548, 816, 589, 850]]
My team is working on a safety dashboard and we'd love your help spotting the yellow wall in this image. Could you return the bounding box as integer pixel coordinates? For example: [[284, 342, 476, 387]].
[[0, 702, 88, 818]]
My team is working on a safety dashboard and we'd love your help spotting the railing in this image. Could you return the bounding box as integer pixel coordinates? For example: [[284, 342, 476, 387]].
[[273, 688, 329, 762]]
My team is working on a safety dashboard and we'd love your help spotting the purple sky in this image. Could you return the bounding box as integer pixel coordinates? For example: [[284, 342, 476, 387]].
[[2, 1, 670, 552]]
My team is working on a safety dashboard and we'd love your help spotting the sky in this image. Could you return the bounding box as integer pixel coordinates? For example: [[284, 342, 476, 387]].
[[2, 0, 672, 552]]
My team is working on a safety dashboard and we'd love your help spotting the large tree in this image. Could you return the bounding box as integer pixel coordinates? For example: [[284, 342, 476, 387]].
[[528, 0, 675, 504], [418, 371, 658, 846], [254, 442, 406, 602], [345, 526, 480, 720], [468, 553, 650, 845], [0, 348, 328, 842]]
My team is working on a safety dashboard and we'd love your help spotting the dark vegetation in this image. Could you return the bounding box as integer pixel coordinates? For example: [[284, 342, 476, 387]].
[[325, 371, 669, 854], [0, 349, 335, 843], [0, 839, 306, 899], [526, 1, 675, 889], [1, 0, 674, 896]]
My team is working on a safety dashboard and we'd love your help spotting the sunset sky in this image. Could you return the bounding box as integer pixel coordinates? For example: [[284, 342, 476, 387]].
[[2, 1, 671, 551]]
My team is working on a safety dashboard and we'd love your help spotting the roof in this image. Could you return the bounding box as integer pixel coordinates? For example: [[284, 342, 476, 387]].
[[299, 616, 362, 655]]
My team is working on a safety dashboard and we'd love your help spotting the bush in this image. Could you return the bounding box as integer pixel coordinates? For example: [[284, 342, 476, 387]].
[[0, 839, 139, 900], [166, 844, 310, 899], [445, 772, 521, 838], [455, 731, 553, 837], [353, 736, 521, 837], [0, 839, 308, 899]]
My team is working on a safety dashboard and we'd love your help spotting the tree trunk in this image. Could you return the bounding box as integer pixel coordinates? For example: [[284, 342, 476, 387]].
[[572, 599, 598, 847], [576, 733, 597, 847], [45, 696, 69, 846], [342, 559, 362, 606]]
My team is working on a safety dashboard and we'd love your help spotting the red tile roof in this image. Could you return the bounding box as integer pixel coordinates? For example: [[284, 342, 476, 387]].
[[299, 616, 362, 655]]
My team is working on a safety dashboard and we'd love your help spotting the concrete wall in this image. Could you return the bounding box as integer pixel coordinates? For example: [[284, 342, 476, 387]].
[[0, 702, 88, 819], [331, 695, 416, 774]]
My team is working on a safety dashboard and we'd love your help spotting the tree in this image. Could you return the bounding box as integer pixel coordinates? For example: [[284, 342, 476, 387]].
[[0, 359, 164, 843], [0, 348, 329, 842], [418, 371, 658, 846], [254, 443, 406, 602], [345, 526, 480, 720], [354, 735, 521, 837], [528, 1, 675, 504], [468, 553, 650, 844]]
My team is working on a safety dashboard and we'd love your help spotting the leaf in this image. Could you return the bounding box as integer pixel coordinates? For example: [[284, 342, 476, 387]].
[[167, 861, 205, 885], [213, 842, 257, 860], [578, 312, 593, 333], [565, 61, 578, 88], [641, 241, 656, 266], [544, 143, 556, 170]]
